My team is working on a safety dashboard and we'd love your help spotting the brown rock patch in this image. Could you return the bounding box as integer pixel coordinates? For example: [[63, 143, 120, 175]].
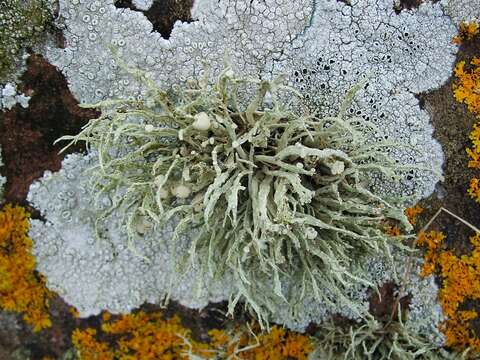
[[0, 54, 99, 205]]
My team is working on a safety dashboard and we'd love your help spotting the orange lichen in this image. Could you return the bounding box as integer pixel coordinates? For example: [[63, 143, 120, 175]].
[[0, 204, 53, 332], [404, 205, 423, 226], [74, 311, 211, 360], [416, 230, 445, 276], [384, 225, 401, 237], [453, 51, 480, 204], [69, 306, 80, 318], [466, 124, 480, 203], [453, 58, 480, 118], [210, 324, 313, 359], [453, 21, 479, 44], [72, 311, 314, 360], [467, 123, 480, 169], [383, 205, 423, 237], [419, 231, 480, 352], [468, 178, 480, 203], [72, 328, 114, 360]]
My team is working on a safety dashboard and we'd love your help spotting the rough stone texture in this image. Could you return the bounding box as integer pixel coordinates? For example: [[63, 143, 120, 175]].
[[0, 55, 98, 204]]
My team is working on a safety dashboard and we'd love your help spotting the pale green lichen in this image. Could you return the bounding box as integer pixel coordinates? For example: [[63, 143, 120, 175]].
[[59, 63, 420, 325], [0, 0, 53, 81], [312, 314, 465, 360]]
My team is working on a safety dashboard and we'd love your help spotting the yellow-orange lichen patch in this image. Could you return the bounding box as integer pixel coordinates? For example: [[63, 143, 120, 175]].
[[73, 311, 224, 360], [419, 231, 480, 352], [467, 123, 480, 170], [453, 57, 480, 118], [453, 21, 479, 44], [72, 328, 114, 360], [417, 231, 445, 276], [0, 204, 53, 332], [210, 324, 313, 359], [69, 306, 80, 318], [404, 205, 423, 226], [72, 311, 314, 360], [384, 225, 401, 237], [453, 52, 480, 204], [468, 178, 480, 203], [383, 205, 423, 237], [466, 124, 480, 203]]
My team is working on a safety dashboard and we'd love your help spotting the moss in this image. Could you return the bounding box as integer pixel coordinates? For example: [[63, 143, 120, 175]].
[[0, 0, 53, 81]]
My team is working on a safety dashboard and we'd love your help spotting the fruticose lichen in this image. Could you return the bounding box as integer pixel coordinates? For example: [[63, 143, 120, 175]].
[[44, 0, 460, 203], [58, 63, 418, 326], [28, 0, 459, 337], [29, 70, 441, 343], [312, 316, 458, 360], [28, 152, 235, 317]]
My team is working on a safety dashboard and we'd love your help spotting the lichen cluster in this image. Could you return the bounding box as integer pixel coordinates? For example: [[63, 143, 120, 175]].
[[0, 0, 53, 81], [312, 317, 455, 360], [72, 310, 314, 360], [453, 22, 480, 44], [418, 231, 480, 353], [27, 0, 458, 322], [454, 57, 480, 118], [467, 124, 480, 203], [452, 24, 480, 205], [0, 204, 53, 332], [385, 205, 423, 237], [60, 65, 415, 325]]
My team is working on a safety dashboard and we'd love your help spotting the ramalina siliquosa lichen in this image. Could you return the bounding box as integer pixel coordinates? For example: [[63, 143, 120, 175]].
[[59, 64, 418, 326]]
